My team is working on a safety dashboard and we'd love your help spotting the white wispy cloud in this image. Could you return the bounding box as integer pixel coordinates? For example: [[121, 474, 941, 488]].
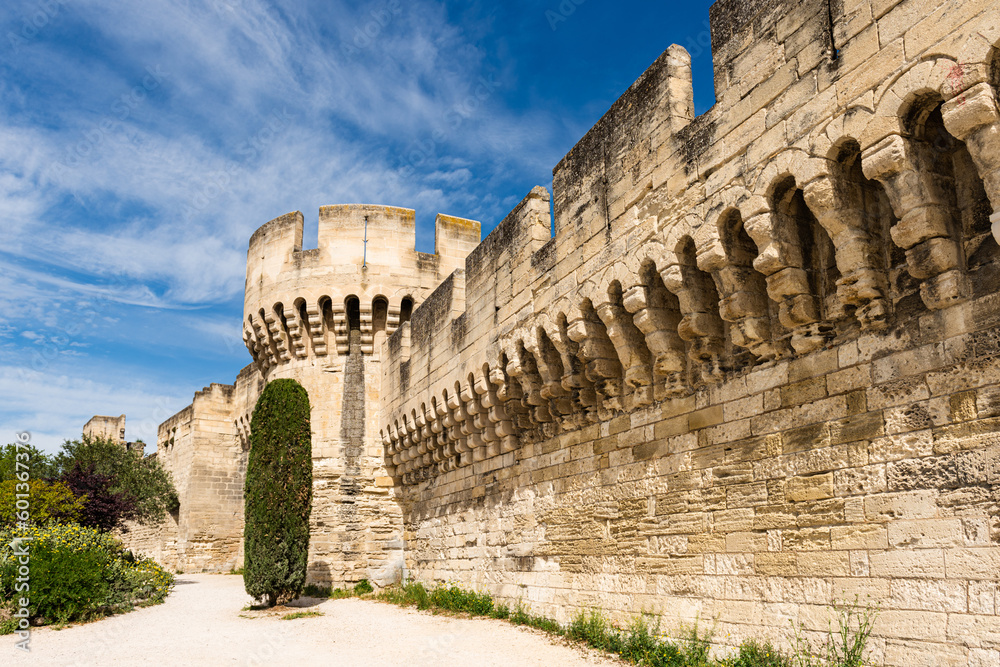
[[0, 363, 193, 454], [2, 0, 560, 305], [0, 0, 577, 444]]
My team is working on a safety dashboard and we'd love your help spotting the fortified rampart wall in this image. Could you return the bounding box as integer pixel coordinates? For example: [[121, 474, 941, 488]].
[[240, 204, 481, 585], [380, 0, 1000, 663], [122, 380, 249, 573], [127, 205, 482, 586]]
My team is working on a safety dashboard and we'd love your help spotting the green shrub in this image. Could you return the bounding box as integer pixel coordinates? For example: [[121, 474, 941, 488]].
[[569, 609, 614, 650], [727, 640, 792, 667], [243, 379, 313, 607], [0, 524, 173, 625], [353, 579, 373, 595], [0, 479, 85, 527], [55, 436, 178, 531], [428, 584, 494, 615]]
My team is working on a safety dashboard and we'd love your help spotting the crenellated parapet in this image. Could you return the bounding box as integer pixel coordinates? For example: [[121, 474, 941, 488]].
[[380, 21, 1000, 488], [243, 204, 481, 374]]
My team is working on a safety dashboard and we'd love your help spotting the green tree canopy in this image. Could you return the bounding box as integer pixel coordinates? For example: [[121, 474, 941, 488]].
[[0, 479, 85, 527], [0, 442, 59, 482], [55, 436, 178, 531]]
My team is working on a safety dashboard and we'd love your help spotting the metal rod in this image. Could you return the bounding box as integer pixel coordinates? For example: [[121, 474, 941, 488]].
[[363, 215, 369, 268]]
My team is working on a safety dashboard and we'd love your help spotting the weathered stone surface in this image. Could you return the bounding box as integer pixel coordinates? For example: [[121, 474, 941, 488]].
[[118, 1, 1000, 663]]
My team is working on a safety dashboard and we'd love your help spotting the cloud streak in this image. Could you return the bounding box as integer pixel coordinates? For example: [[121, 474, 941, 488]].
[[2, 0, 714, 447]]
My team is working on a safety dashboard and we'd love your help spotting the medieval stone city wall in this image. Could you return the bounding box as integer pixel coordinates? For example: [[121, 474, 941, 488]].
[[126, 204, 483, 583], [379, 0, 1000, 664], [240, 204, 480, 586], [121, 380, 249, 573], [115, 0, 1000, 663]]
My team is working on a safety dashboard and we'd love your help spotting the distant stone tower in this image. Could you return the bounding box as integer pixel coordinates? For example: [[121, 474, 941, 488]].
[[240, 204, 480, 585], [83, 414, 127, 443]]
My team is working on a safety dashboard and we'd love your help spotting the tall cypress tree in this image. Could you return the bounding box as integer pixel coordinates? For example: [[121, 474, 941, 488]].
[[244, 378, 313, 606]]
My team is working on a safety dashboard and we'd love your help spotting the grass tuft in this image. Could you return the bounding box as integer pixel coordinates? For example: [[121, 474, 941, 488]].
[[370, 580, 878, 667], [280, 611, 323, 620]]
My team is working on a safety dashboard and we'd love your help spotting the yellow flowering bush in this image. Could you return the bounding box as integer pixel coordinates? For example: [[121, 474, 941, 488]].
[[0, 523, 173, 626]]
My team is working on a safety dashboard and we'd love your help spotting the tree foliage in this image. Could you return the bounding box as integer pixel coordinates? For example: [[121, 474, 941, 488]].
[[0, 443, 59, 482], [0, 479, 85, 527], [0, 436, 177, 534], [61, 462, 132, 533], [55, 436, 178, 532], [244, 379, 313, 607]]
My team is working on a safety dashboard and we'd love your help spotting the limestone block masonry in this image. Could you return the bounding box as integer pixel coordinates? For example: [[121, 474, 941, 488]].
[[124, 205, 481, 585], [121, 0, 1000, 663]]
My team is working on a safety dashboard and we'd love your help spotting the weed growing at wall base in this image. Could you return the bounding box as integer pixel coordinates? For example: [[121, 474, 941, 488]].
[[301, 578, 374, 600], [366, 581, 876, 667]]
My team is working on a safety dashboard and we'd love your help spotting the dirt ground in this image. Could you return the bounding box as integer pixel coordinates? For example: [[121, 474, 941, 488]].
[[6, 574, 622, 666]]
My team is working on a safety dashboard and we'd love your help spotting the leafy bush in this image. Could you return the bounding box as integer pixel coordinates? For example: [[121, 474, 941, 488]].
[[243, 379, 313, 607], [353, 579, 373, 595], [0, 524, 173, 625], [62, 464, 134, 532], [0, 479, 85, 527], [55, 436, 178, 531]]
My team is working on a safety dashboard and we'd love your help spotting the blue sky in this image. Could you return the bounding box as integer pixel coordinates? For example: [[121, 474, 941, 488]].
[[0, 0, 717, 452]]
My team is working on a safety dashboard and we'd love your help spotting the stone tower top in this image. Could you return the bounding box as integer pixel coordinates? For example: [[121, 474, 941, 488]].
[[243, 204, 481, 373], [83, 414, 127, 443]]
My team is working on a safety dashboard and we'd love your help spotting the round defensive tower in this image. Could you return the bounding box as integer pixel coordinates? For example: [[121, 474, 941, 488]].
[[241, 204, 481, 586]]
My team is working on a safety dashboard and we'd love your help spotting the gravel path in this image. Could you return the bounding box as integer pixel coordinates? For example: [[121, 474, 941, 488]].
[[6, 574, 621, 666]]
